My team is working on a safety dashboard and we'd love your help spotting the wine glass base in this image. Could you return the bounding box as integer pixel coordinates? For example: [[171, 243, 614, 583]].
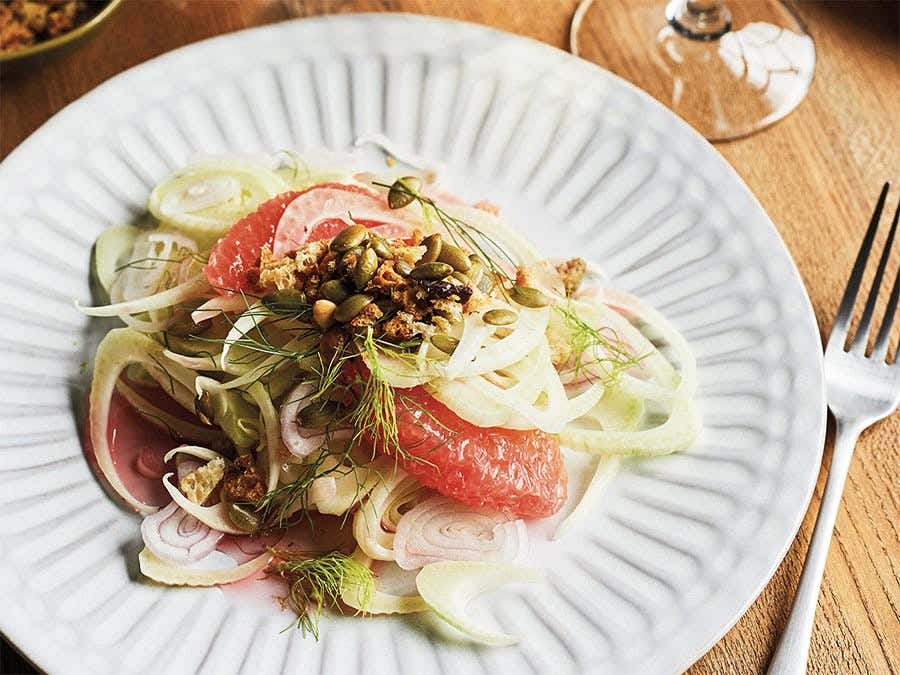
[[572, 0, 816, 141]]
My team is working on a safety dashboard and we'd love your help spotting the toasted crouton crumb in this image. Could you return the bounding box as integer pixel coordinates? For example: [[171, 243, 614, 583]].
[[180, 457, 226, 505]]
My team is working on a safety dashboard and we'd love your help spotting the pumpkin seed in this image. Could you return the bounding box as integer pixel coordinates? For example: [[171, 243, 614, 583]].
[[451, 271, 470, 284], [431, 334, 460, 354], [338, 245, 364, 275], [420, 233, 442, 263], [369, 234, 393, 259], [262, 289, 307, 314], [437, 243, 471, 272], [395, 260, 413, 276], [483, 308, 518, 326], [330, 223, 368, 252], [334, 293, 374, 322], [494, 326, 515, 338], [387, 176, 422, 209], [467, 260, 485, 286], [227, 503, 260, 533], [510, 285, 551, 308], [312, 299, 337, 330], [352, 247, 379, 289], [410, 261, 453, 281], [298, 401, 341, 428], [320, 279, 350, 304]]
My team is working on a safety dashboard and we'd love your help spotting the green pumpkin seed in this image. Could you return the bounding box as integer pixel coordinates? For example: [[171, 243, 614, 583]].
[[312, 299, 337, 330], [388, 176, 422, 209], [420, 233, 442, 263], [334, 293, 374, 322], [320, 279, 350, 304], [353, 247, 379, 289], [494, 326, 515, 338], [330, 224, 368, 252], [437, 243, 471, 272], [451, 271, 470, 284], [431, 334, 460, 354], [410, 261, 453, 281], [510, 285, 551, 308], [227, 502, 260, 533], [483, 308, 518, 326], [298, 401, 341, 428], [262, 289, 307, 314], [395, 260, 413, 276], [338, 245, 364, 275], [369, 234, 393, 259]]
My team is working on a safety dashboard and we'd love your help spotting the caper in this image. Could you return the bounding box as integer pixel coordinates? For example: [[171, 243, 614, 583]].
[[334, 293, 374, 322], [510, 285, 551, 308], [369, 234, 393, 259], [338, 245, 364, 275], [330, 223, 368, 252], [395, 260, 413, 276], [227, 502, 260, 533], [410, 261, 453, 281], [437, 243, 471, 272], [312, 299, 337, 330], [298, 401, 342, 428], [320, 279, 350, 304], [420, 233, 442, 263], [352, 247, 379, 289], [483, 308, 518, 326], [431, 334, 460, 354], [387, 176, 422, 209]]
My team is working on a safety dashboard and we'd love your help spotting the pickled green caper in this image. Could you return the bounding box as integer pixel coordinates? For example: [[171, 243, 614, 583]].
[[431, 334, 460, 354], [387, 176, 422, 209], [369, 234, 393, 259], [353, 247, 379, 289], [330, 223, 368, 252], [395, 260, 413, 276], [334, 293, 374, 322], [320, 279, 350, 304], [227, 502, 261, 533], [509, 285, 551, 308], [420, 233, 443, 263], [483, 308, 518, 326], [410, 261, 453, 280], [437, 243, 471, 272]]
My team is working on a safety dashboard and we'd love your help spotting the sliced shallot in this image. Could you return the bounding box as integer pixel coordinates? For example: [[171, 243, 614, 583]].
[[393, 496, 529, 571], [140, 501, 223, 565]]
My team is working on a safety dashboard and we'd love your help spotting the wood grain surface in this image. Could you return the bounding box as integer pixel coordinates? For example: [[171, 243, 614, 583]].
[[1, 1, 898, 674]]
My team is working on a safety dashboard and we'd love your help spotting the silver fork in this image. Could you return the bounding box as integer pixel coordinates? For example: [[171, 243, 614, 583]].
[[767, 182, 900, 675]]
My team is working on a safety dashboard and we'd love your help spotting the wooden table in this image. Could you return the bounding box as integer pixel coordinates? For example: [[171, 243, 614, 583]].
[[1, 1, 898, 674]]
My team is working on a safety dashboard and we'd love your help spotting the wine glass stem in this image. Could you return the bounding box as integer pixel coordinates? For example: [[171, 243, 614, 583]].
[[667, 0, 732, 40]]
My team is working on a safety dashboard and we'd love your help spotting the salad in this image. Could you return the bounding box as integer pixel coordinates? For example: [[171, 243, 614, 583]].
[[78, 150, 700, 645]]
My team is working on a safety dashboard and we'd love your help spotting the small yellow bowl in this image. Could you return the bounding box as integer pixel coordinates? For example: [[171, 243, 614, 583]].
[[0, 0, 124, 70]]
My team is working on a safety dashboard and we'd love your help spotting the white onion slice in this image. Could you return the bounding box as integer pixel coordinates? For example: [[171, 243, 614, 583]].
[[219, 302, 274, 374], [416, 561, 542, 647], [140, 501, 223, 565], [393, 496, 529, 571], [163, 445, 226, 464], [353, 467, 427, 561], [279, 383, 324, 460], [192, 295, 252, 324], [138, 547, 271, 587]]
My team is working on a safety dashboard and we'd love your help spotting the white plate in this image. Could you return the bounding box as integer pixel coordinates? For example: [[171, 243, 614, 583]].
[[0, 14, 825, 675]]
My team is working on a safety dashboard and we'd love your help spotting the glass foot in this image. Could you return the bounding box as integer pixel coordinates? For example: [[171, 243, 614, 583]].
[[572, 0, 816, 141]]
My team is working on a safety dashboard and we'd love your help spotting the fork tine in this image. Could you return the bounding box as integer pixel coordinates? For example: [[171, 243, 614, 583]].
[[829, 182, 890, 349], [850, 189, 899, 352], [872, 266, 900, 362]]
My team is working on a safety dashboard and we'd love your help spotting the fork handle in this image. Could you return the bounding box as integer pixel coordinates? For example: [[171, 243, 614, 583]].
[[766, 418, 862, 675]]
